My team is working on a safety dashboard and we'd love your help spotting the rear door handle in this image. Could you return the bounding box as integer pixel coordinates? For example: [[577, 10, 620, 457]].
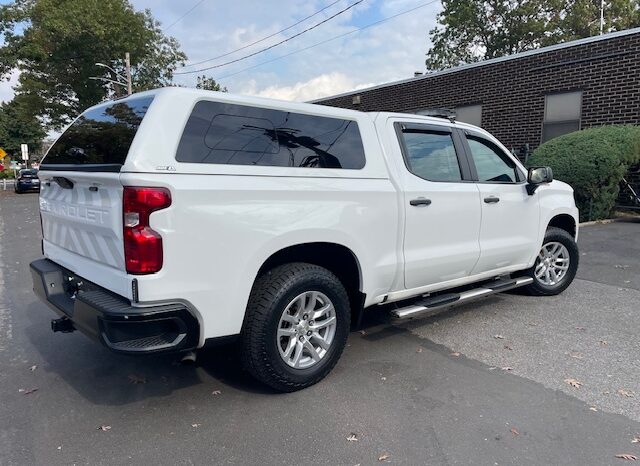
[[410, 197, 432, 206], [484, 196, 500, 204]]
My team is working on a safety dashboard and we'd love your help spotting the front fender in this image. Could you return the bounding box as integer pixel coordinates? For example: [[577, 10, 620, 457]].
[[529, 181, 579, 265]]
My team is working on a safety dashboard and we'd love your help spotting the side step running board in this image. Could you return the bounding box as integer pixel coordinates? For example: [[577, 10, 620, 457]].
[[391, 277, 534, 320]]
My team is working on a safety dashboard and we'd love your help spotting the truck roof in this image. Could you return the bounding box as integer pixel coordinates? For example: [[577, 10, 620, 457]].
[[93, 87, 482, 131]]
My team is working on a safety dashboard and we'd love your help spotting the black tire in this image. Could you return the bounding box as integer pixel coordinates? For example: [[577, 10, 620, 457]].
[[522, 226, 579, 296], [241, 262, 350, 392]]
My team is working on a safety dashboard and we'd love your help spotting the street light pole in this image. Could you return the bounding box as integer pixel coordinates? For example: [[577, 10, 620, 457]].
[[93, 54, 132, 96], [600, 0, 605, 35], [125, 52, 132, 95]]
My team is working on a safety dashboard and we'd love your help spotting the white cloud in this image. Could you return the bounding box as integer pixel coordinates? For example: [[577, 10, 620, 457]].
[[252, 72, 374, 101], [0, 69, 20, 104]]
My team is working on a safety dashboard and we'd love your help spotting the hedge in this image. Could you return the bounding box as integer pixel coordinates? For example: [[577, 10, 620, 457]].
[[0, 169, 17, 179], [528, 126, 640, 222]]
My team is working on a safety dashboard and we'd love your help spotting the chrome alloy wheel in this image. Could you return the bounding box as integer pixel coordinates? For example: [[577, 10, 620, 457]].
[[277, 291, 337, 369], [535, 241, 570, 286]]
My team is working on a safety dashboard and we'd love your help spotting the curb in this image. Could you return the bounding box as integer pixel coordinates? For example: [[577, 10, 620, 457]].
[[579, 216, 639, 227]]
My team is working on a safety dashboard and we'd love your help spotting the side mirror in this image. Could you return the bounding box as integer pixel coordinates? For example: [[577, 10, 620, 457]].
[[527, 166, 553, 194]]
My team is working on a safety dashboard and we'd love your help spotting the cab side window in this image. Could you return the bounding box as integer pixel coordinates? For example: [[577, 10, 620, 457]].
[[401, 130, 462, 182], [466, 136, 520, 183]]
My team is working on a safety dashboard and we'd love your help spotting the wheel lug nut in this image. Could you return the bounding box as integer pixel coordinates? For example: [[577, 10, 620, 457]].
[[309, 320, 314, 325], [307, 331, 312, 336], [303, 314, 308, 320], [299, 336, 304, 341]]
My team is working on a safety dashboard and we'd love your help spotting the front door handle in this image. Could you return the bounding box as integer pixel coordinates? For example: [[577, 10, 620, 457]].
[[410, 197, 432, 206], [484, 196, 500, 204]]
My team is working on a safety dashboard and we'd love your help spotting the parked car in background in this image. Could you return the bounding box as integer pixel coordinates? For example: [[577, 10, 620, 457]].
[[30, 88, 579, 392], [15, 169, 40, 193]]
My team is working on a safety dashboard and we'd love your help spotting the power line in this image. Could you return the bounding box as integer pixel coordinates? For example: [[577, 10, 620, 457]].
[[165, 0, 207, 31], [182, 0, 343, 68], [174, 0, 365, 75], [213, 0, 439, 81]]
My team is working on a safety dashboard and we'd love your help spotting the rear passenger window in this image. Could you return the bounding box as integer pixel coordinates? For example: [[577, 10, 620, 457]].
[[176, 101, 365, 169], [400, 131, 462, 182]]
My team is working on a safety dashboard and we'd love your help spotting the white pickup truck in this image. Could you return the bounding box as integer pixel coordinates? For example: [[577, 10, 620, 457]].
[[30, 88, 579, 391]]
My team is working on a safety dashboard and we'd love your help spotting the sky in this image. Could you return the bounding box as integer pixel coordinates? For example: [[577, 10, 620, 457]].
[[0, 0, 443, 104]]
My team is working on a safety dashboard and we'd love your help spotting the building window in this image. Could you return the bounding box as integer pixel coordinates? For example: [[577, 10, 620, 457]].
[[455, 105, 482, 127], [542, 91, 582, 143]]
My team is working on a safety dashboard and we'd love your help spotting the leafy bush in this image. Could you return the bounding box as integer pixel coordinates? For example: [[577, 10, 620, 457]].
[[529, 126, 640, 222], [0, 169, 17, 179]]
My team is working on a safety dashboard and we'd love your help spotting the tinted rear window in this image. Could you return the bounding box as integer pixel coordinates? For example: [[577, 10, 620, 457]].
[[176, 101, 366, 169], [41, 96, 154, 171], [19, 169, 38, 178]]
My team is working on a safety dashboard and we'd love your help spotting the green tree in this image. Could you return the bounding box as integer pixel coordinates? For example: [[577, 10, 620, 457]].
[[195, 75, 228, 92], [426, 0, 640, 70], [0, 94, 45, 158], [0, 0, 187, 130], [550, 0, 640, 40]]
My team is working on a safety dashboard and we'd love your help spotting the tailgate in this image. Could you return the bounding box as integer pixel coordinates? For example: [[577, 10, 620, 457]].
[[39, 172, 124, 270], [36, 95, 155, 298]]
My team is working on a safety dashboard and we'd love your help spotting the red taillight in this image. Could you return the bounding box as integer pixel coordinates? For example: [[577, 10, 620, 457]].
[[123, 187, 171, 274]]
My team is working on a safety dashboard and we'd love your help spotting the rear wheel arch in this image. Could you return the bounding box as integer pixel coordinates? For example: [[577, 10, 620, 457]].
[[254, 242, 365, 328]]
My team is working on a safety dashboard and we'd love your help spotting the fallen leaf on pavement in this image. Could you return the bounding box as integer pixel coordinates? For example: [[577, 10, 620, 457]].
[[346, 433, 358, 442], [589, 407, 598, 412], [359, 330, 366, 335], [631, 436, 640, 443], [575, 326, 586, 332], [416, 347, 423, 353], [97, 425, 111, 432], [493, 334, 504, 339], [615, 454, 637, 460], [600, 340, 608, 346], [618, 389, 635, 398], [510, 427, 519, 436], [504, 345, 513, 351], [450, 352, 460, 357], [211, 390, 222, 396], [501, 367, 513, 371], [378, 452, 390, 462], [128, 374, 146, 385], [614, 264, 630, 269], [569, 352, 584, 359], [29, 365, 37, 372], [191, 423, 201, 428], [18, 388, 38, 395], [564, 378, 582, 389], [381, 376, 387, 381]]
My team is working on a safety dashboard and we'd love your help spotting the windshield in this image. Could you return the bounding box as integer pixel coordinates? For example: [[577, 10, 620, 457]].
[[41, 96, 154, 172]]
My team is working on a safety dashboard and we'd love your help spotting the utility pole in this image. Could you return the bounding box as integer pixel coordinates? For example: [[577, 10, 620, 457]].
[[125, 52, 132, 95], [600, 0, 605, 35]]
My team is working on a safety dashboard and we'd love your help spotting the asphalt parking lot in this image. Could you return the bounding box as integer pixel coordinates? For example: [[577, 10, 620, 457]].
[[0, 190, 639, 466]]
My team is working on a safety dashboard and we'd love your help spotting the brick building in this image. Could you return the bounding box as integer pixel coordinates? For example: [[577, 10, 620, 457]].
[[315, 28, 640, 158]]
